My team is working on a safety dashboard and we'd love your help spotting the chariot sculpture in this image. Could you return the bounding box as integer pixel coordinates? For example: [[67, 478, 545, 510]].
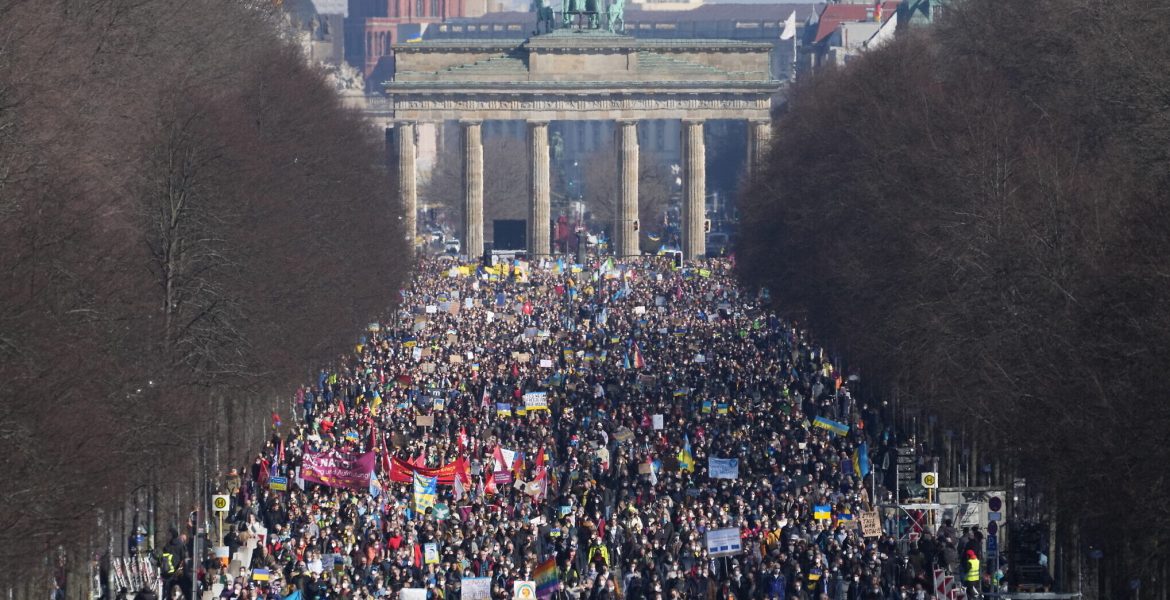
[[532, 0, 625, 33]]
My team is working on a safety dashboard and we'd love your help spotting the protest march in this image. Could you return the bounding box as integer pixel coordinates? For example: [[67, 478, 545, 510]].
[[166, 256, 992, 600]]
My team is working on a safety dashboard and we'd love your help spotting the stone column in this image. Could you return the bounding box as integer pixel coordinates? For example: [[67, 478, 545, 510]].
[[396, 122, 418, 248], [461, 120, 484, 259], [527, 121, 551, 256], [746, 119, 772, 179], [681, 119, 706, 261], [615, 120, 640, 257]]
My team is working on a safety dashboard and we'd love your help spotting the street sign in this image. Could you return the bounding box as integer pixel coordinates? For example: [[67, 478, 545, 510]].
[[987, 533, 998, 555], [987, 511, 1001, 522], [921, 472, 938, 489], [896, 446, 916, 489], [987, 521, 998, 535], [212, 494, 230, 513]]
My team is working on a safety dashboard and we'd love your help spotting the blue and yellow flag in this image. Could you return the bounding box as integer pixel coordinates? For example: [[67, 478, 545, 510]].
[[813, 416, 849, 436], [413, 472, 437, 514], [678, 435, 695, 473], [852, 441, 871, 478], [813, 504, 831, 520]]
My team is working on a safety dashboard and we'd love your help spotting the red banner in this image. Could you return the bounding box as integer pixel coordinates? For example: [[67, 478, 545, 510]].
[[388, 456, 468, 485], [301, 450, 375, 490]]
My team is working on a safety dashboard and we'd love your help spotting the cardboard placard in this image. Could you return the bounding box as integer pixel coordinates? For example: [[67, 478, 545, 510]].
[[860, 511, 882, 538], [416, 415, 435, 428]]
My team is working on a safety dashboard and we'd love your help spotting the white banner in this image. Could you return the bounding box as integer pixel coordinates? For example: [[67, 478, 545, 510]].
[[708, 457, 739, 480], [463, 578, 491, 600], [705, 527, 743, 557]]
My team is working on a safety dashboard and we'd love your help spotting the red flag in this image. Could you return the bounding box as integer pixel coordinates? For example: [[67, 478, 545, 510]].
[[258, 458, 271, 485], [484, 474, 497, 496], [413, 452, 427, 469], [535, 448, 546, 469], [271, 412, 281, 429], [457, 427, 468, 453], [632, 343, 646, 370], [379, 431, 392, 474]]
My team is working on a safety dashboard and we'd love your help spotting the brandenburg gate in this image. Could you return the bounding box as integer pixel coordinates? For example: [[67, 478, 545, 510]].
[[386, 25, 779, 260]]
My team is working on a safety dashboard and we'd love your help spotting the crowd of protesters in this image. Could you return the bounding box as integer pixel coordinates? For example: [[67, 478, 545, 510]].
[[160, 255, 997, 600]]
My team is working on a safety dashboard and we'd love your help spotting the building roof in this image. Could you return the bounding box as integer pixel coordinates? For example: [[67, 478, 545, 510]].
[[447, 2, 821, 24], [626, 3, 822, 21], [813, 1, 898, 43]]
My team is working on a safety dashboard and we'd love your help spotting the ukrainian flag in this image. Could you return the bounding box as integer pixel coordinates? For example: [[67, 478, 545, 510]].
[[813, 504, 831, 520], [812, 416, 849, 436], [252, 567, 271, 581], [852, 442, 871, 478], [413, 472, 437, 513], [678, 435, 695, 473]]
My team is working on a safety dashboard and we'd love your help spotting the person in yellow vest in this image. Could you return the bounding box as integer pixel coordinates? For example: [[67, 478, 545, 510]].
[[963, 549, 982, 599]]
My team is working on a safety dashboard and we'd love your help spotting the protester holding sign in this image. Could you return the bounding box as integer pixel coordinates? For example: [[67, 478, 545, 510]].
[[197, 255, 925, 600]]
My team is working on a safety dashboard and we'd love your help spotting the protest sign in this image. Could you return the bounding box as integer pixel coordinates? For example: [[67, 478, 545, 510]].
[[708, 457, 739, 480], [301, 450, 376, 491], [860, 511, 882, 538], [705, 527, 743, 557]]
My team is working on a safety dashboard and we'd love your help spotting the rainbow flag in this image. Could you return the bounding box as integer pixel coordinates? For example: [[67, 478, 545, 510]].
[[632, 343, 646, 369], [535, 557, 560, 600]]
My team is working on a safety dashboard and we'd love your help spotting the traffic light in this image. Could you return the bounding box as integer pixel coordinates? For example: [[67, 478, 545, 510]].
[[704, 219, 711, 233], [632, 220, 639, 232]]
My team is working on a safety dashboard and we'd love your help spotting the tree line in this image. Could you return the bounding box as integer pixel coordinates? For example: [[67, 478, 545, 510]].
[[0, 0, 409, 593], [738, 0, 1169, 595]]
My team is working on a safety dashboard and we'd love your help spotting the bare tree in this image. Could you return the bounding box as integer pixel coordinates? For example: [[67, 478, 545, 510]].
[[738, 0, 1170, 595], [0, 0, 410, 592]]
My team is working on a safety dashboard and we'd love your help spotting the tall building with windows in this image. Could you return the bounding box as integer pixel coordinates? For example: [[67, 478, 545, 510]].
[[341, 0, 492, 79]]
